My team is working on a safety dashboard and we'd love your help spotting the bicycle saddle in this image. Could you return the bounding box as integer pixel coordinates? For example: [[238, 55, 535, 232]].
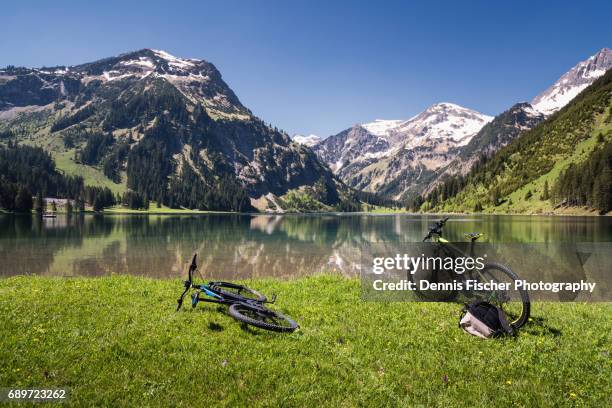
[[464, 232, 484, 241]]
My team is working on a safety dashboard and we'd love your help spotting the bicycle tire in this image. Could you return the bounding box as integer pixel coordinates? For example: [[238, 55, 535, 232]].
[[228, 303, 298, 333], [479, 262, 530, 329]]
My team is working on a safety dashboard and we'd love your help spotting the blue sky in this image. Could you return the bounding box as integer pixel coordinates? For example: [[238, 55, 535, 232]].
[[1, 0, 610, 137]]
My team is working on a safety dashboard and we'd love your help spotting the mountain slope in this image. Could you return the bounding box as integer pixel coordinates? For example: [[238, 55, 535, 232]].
[[313, 103, 492, 200], [532, 48, 612, 115], [456, 103, 545, 161], [423, 103, 546, 196], [0, 49, 341, 211], [426, 67, 612, 214]]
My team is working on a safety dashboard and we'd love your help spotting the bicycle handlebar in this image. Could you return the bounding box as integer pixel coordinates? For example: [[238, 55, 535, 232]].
[[187, 253, 197, 285], [177, 253, 198, 311], [422, 218, 450, 241]]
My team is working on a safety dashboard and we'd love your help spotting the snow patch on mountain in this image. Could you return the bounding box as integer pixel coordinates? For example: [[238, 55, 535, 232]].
[[99, 49, 248, 118], [151, 49, 196, 69], [532, 48, 611, 115], [361, 119, 404, 136], [293, 134, 321, 146]]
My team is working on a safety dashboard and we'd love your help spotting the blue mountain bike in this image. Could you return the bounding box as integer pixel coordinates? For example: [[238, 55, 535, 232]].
[[176, 254, 298, 332]]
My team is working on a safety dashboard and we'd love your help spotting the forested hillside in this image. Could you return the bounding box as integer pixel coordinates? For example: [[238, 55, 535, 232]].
[[418, 68, 612, 214], [0, 143, 117, 212], [553, 138, 611, 213]]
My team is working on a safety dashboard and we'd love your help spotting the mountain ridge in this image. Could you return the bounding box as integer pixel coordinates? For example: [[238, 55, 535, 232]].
[[0, 49, 347, 212], [424, 67, 612, 214], [312, 102, 493, 200], [312, 48, 611, 203]]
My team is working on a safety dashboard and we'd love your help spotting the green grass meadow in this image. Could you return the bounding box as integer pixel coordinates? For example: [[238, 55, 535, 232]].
[[0, 275, 610, 407]]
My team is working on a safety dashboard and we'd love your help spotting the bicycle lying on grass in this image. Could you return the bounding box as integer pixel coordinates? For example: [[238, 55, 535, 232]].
[[411, 218, 530, 328], [176, 254, 298, 333]]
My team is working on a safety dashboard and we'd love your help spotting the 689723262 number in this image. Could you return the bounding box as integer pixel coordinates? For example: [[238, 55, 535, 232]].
[[1, 388, 69, 402]]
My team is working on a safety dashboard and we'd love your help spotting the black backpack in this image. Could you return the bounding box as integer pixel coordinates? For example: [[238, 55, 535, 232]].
[[459, 301, 515, 338]]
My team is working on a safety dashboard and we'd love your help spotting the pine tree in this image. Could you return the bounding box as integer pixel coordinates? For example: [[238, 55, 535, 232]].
[[74, 196, 85, 212], [35, 191, 45, 213], [312, 177, 328, 203], [14, 187, 33, 212], [490, 186, 501, 206], [593, 168, 611, 214], [93, 195, 105, 212], [597, 132, 604, 143], [541, 180, 550, 200]]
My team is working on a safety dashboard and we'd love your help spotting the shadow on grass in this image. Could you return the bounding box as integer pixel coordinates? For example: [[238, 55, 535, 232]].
[[239, 323, 263, 335], [208, 322, 224, 332], [521, 316, 562, 337]]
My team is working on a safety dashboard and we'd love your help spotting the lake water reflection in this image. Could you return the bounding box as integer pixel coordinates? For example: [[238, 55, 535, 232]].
[[0, 213, 610, 279]]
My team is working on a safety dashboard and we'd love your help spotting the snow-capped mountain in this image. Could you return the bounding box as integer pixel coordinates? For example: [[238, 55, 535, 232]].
[[532, 48, 612, 115], [312, 102, 492, 199], [388, 103, 493, 147], [292, 134, 321, 147], [423, 49, 612, 197], [314, 125, 391, 173], [37, 49, 249, 119], [314, 49, 611, 201], [0, 49, 341, 210]]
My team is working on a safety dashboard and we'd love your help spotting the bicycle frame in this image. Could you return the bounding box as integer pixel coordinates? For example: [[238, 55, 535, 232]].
[[421, 221, 493, 299], [177, 254, 276, 311]]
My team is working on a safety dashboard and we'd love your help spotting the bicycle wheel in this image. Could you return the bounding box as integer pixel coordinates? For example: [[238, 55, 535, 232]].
[[477, 263, 530, 328], [228, 303, 298, 333], [208, 281, 267, 302]]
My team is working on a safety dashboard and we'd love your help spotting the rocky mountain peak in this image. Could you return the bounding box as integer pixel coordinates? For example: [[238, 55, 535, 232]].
[[532, 47, 612, 115], [0, 49, 250, 119], [394, 102, 493, 147]]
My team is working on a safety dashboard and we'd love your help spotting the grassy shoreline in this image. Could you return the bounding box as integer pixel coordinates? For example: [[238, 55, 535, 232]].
[[1, 275, 610, 407]]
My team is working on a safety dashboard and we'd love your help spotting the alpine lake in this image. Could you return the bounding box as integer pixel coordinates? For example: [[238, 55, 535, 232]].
[[1, 213, 610, 280]]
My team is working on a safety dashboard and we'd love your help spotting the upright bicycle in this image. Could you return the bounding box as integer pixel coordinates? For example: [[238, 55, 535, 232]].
[[411, 218, 530, 328]]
